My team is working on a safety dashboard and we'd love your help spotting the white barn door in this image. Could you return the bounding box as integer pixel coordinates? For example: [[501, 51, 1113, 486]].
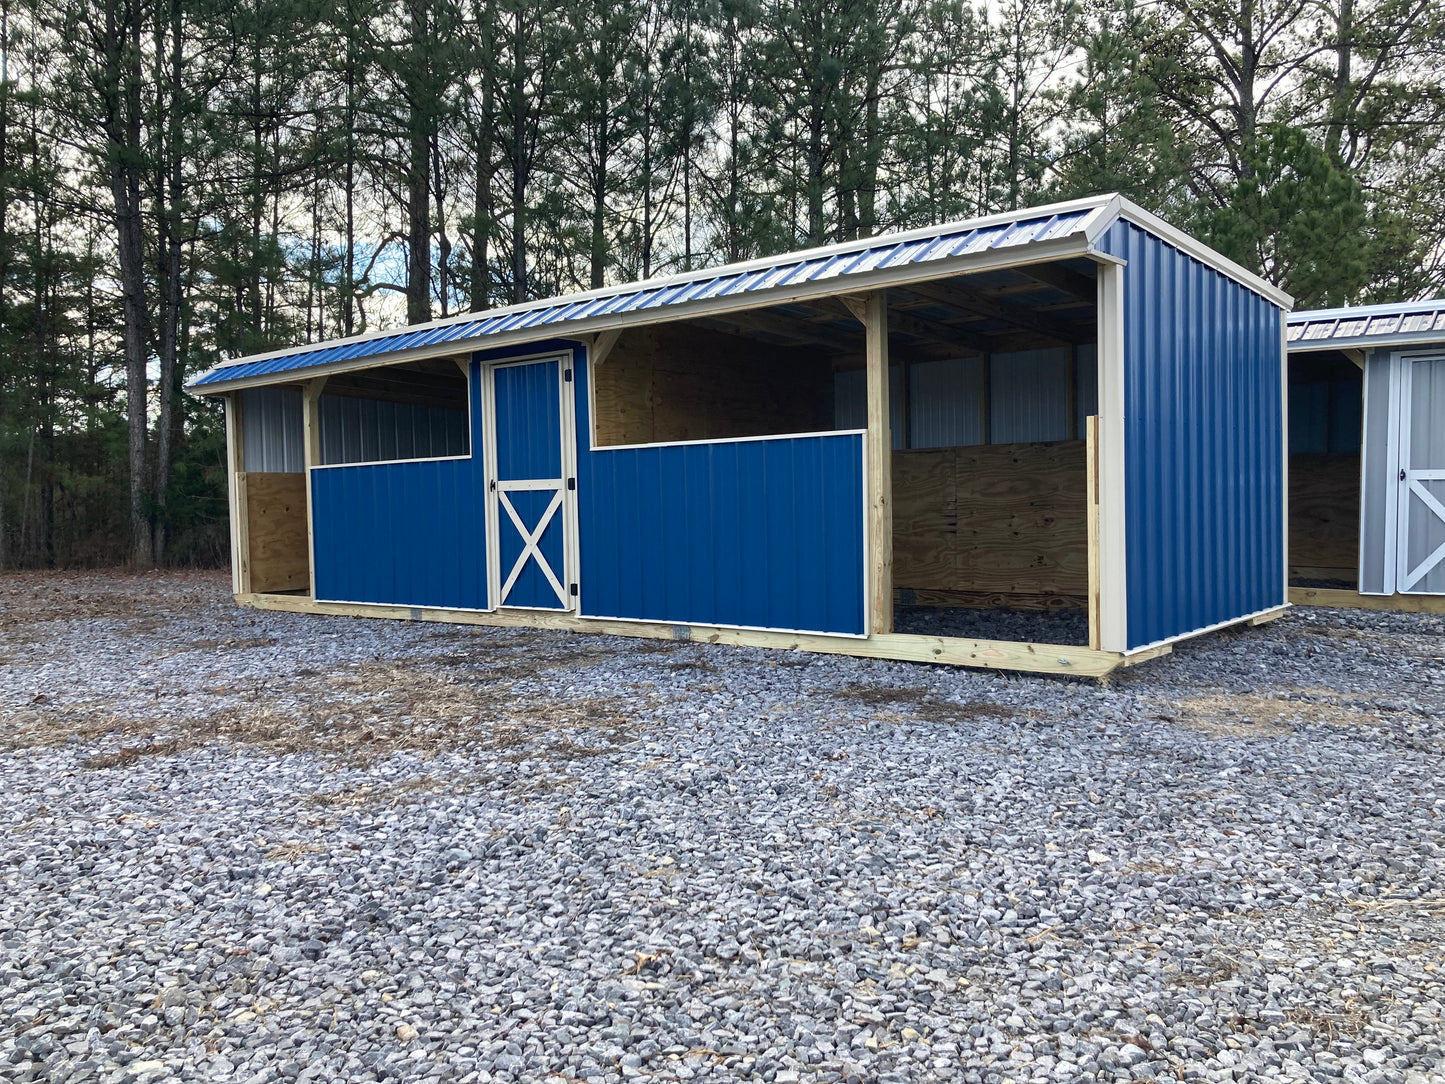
[[1396, 356, 1445, 594]]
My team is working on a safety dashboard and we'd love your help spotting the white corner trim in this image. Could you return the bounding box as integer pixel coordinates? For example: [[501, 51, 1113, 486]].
[[1096, 262, 1129, 652], [1113, 197, 1295, 309]]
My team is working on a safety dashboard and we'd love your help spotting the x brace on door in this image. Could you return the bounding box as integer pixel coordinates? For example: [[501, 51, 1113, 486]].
[[1401, 469, 1445, 591], [497, 481, 568, 607]]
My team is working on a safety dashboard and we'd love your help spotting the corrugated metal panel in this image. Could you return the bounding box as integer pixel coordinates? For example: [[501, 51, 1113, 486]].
[[311, 459, 488, 609], [576, 352, 865, 635], [193, 204, 1098, 389], [318, 395, 467, 465], [911, 357, 984, 448], [240, 387, 304, 472], [310, 362, 489, 609], [1098, 220, 1285, 649], [989, 348, 1072, 443], [831, 367, 905, 449], [834, 370, 865, 430], [1359, 351, 1392, 593], [1288, 298, 1445, 350]]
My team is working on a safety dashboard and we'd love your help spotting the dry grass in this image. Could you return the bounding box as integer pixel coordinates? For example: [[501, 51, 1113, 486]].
[[1152, 692, 1381, 737]]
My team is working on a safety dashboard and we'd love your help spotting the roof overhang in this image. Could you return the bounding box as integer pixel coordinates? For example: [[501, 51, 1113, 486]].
[[190, 193, 1293, 396]]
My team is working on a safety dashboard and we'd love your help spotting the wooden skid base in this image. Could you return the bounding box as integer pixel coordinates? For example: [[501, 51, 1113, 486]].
[[1289, 587, 1445, 614], [240, 593, 1143, 677]]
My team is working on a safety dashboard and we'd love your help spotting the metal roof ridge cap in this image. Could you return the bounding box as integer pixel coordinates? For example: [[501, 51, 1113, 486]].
[[1112, 197, 1295, 309]]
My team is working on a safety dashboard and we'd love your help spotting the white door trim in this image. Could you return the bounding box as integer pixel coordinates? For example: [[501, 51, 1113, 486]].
[[1394, 351, 1445, 595], [482, 351, 579, 612]]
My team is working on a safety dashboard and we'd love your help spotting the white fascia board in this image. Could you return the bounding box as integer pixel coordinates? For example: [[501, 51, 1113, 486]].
[[1288, 332, 1445, 354], [191, 234, 1095, 395]]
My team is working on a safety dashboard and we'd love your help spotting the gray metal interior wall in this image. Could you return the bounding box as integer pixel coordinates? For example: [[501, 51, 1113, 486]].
[[319, 394, 468, 466], [240, 387, 304, 472], [834, 345, 1096, 448]]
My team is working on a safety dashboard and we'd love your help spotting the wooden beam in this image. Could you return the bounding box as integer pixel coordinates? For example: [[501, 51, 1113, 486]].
[[901, 277, 1090, 345], [883, 303, 993, 354], [592, 328, 622, 366], [302, 377, 326, 598], [454, 357, 471, 379], [224, 394, 244, 596], [864, 290, 893, 636], [693, 308, 859, 353], [1010, 261, 1098, 303], [1289, 587, 1445, 614], [238, 592, 1134, 677], [1343, 348, 1366, 370]]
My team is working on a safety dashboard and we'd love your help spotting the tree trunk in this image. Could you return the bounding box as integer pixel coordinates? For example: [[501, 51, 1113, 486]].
[[102, 0, 153, 566]]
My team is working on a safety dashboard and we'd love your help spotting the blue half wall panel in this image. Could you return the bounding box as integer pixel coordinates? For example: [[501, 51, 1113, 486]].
[[311, 457, 489, 610], [579, 434, 866, 634], [1098, 221, 1285, 649], [571, 345, 865, 634]]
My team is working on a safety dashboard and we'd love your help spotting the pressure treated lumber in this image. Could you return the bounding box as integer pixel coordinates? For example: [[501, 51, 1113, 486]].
[[591, 321, 834, 446], [892, 440, 1088, 607], [239, 591, 1132, 676], [242, 472, 309, 593], [1289, 588, 1445, 614]]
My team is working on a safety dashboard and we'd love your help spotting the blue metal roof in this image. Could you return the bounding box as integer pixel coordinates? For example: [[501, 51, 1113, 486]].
[[1288, 298, 1445, 351], [191, 200, 1110, 391]]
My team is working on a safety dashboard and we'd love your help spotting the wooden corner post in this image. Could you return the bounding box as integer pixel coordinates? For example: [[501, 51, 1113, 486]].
[[844, 291, 893, 636], [302, 377, 328, 598], [224, 392, 249, 596]]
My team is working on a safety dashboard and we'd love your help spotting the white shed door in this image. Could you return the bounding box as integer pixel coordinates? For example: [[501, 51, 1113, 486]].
[[1397, 356, 1445, 594]]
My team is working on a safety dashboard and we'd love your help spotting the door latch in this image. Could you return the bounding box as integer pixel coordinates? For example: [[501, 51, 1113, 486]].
[[489, 479, 497, 492], [1401, 468, 1408, 481]]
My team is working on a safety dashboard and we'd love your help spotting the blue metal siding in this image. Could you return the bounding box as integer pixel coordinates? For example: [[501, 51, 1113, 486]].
[[310, 360, 490, 610], [573, 349, 866, 635], [494, 360, 563, 480], [1098, 221, 1285, 648]]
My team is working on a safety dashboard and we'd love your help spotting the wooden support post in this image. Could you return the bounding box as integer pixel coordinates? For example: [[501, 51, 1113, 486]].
[[225, 393, 249, 596], [1086, 414, 1101, 650], [302, 377, 327, 598], [863, 292, 893, 635]]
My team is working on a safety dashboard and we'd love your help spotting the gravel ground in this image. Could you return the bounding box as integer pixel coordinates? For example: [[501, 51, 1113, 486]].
[[3, 571, 1444, 1084]]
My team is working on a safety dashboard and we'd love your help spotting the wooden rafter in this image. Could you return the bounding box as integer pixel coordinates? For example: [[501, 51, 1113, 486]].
[[693, 307, 860, 353], [900, 277, 1090, 345], [1010, 261, 1098, 302]]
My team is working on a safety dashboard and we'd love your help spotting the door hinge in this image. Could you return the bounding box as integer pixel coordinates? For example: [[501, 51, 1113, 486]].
[[564, 368, 573, 382], [567, 477, 576, 491], [569, 583, 579, 596]]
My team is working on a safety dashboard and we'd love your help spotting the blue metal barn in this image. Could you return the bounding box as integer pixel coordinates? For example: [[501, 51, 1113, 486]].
[[191, 195, 1293, 677], [1287, 299, 1445, 612]]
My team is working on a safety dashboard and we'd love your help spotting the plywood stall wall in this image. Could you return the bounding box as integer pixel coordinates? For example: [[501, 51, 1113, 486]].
[[240, 472, 309, 593], [1289, 454, 1360, 584], [893, 440, 1088, 610], [593, 323, 835, 446]]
